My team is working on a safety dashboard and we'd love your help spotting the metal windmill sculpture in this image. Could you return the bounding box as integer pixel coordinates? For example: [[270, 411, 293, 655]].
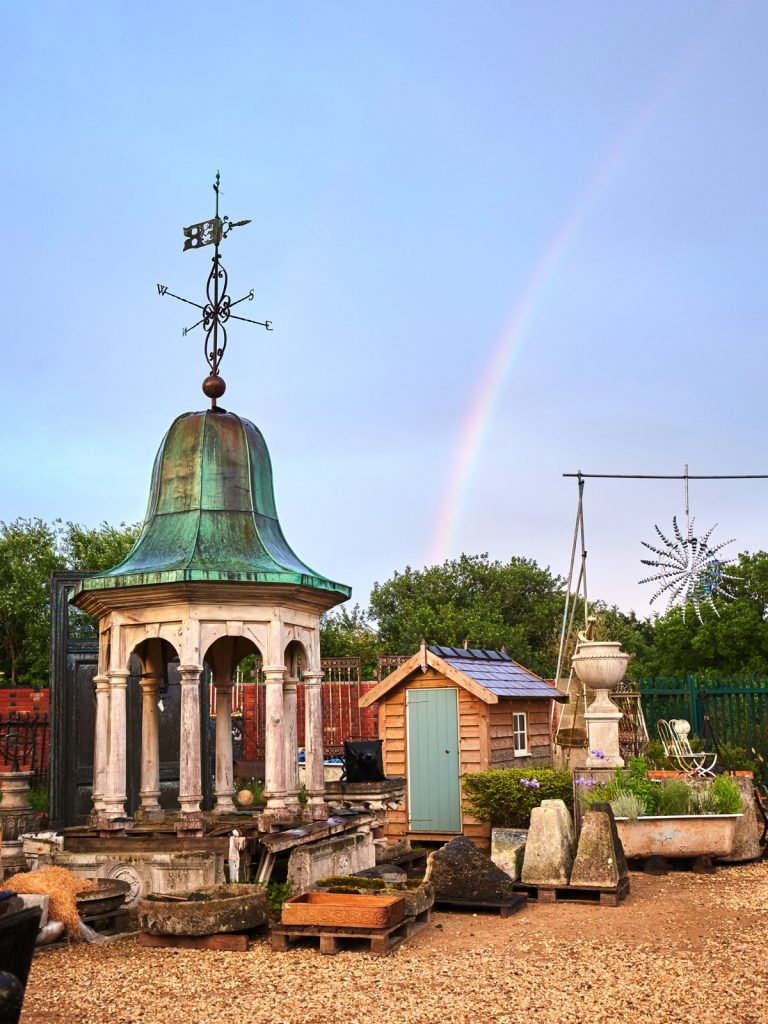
[[639, 466, 739, 622], [157, 171, 272, 407]]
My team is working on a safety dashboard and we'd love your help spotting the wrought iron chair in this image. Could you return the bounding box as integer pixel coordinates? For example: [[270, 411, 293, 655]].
[[656, 719, 717, 778]]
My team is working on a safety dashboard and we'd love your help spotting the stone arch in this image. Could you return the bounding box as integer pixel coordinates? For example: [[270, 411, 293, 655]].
[[284, 639, 308, 680]]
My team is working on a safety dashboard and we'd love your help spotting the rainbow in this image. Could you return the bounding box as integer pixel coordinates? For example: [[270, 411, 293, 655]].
[[427, 8, 734, 566]]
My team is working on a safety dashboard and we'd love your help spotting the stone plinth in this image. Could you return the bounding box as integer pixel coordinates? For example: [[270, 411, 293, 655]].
[[491, 829, 527, 882], [287, 829, 375, 891], [521, 799, 575, 887], [323, 778, 406, 827], [570, 803, 628, 889]]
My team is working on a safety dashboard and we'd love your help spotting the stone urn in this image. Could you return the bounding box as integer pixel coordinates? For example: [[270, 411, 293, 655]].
[[572, 640, 630, 768]]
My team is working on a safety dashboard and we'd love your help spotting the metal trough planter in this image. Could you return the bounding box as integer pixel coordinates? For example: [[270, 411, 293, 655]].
[[282, 892, 405, 929], [614, 814, 741, 859]]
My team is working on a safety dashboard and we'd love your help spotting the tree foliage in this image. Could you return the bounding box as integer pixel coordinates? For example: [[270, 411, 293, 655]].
[[369, 553, 566, 678], [320, 604, 382, 679], [0, 518, 139, 687]]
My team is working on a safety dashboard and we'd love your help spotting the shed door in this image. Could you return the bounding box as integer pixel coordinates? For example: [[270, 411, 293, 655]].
[[406, 687, 461, 832]]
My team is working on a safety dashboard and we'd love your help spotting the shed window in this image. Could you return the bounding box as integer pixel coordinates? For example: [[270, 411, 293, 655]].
[[513, 712, 528, 755]]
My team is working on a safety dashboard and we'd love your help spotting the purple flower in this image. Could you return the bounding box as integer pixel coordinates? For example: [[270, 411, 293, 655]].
[[590, 749, 607, 760], [576, 777, 599, 788], [520, 778, 541, 789]]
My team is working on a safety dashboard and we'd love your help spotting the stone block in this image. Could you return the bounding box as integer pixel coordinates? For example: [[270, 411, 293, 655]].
[[716, 777, 760, 863], [521, 799, 575, 887], [426, 835, 517, 901], [491, 829, 527, 882], [287, 830, 375, 891], [570, 803, 628, 890]]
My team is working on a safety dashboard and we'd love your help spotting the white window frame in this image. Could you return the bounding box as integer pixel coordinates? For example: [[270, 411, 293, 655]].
[[513, 711, 528, 756]]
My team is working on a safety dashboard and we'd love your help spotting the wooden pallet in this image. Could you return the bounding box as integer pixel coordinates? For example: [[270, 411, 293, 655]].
[[513, 877, 630, 906], [434, 894, 527, 918], [271, 907, 431, 956]]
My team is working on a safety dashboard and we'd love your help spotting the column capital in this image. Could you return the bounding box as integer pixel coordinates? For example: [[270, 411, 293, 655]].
[[283, 676, 299, 692], [303, 671, 323, 685], [263, 664, 287, 677], [93, 674, 111, 690], [213, 678, 234, 691], [178, 664, 203, 682], [139, 675, 162, 693], [108, 670, 131, 687]]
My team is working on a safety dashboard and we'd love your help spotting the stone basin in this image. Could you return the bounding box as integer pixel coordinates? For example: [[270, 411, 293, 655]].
[[615, 815, 741, 860], [137, 883, 268, 936], [314, 876, 434, 917]]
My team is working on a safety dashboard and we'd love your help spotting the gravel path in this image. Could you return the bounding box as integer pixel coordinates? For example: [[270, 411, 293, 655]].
[[22, 864, 768, 1024]]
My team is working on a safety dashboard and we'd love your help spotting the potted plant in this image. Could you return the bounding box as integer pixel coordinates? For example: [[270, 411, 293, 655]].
[[577, 758, 743, 859]]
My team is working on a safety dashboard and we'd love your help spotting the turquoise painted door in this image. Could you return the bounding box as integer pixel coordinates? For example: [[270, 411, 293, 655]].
[[406, 687, 461, 832]]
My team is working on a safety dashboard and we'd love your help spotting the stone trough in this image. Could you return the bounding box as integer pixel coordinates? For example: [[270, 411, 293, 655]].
[[137, 883, 268, 937]]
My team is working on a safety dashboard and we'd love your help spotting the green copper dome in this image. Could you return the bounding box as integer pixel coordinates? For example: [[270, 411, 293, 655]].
[[75, 409, 351, 601]]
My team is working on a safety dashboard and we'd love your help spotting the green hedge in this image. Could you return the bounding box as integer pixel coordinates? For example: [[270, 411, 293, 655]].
[[462, 768, 573, 828]]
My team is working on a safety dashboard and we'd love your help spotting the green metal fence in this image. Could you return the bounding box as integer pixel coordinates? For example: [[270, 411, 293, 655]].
[[637, 675, 768, 783]]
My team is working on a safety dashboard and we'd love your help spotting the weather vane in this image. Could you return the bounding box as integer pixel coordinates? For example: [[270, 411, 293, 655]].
[[157, 171, 272, 407], [639, 465, 739, 623]]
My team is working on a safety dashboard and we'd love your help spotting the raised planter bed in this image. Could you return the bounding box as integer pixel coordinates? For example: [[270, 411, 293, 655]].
[[615, 814, 741, 859], [282, 892, 405, 929]]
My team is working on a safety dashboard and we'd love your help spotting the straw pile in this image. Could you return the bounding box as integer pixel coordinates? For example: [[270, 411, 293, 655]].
[[6, 866, 98, 939]]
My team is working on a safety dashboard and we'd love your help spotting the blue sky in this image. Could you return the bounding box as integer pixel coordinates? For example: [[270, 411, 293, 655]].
[[2, 2, 767, 618]]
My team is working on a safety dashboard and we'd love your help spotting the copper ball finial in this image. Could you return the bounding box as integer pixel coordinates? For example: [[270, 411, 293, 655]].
[[203, 374, 226, 401]]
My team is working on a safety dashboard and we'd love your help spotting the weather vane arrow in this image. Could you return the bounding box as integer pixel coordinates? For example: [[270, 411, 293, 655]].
[[156, 171, 272, 408]]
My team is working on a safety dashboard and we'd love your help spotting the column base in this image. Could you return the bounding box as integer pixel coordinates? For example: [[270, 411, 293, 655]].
[[303, 799, 328, 822], [135, 803, 165, 821], [213, 796, 237, 815]]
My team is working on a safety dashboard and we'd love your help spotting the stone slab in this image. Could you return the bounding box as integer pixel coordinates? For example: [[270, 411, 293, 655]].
[[287, 829, 375, 891], [717, 778, 760, 863], [137, 883, 267, 936], [491, 829, 528, 882]]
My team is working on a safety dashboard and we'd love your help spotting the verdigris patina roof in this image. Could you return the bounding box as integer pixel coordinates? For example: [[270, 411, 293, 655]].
[[74, 409, 351, 602]]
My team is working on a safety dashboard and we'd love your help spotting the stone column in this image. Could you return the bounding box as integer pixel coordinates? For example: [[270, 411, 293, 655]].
[[91, 674, 110, 818], [263, 665, 287, 808], [178, 664, 204, 816], [303, 670, 327, 819], [214, 681, 236, 814], [283, 677, 300, 809], [102, 669, 130, 819], [138, 677, 163, 819]]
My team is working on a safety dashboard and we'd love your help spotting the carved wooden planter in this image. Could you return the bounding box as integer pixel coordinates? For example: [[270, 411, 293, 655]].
[[282, 892, 405, 929], [615, 814, 741, 859]]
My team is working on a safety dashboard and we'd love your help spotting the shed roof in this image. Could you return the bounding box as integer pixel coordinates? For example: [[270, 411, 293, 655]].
[[359, 644, 567, 707]]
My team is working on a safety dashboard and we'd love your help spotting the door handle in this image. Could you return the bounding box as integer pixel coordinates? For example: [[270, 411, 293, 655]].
[[445, 748, 450, 754]]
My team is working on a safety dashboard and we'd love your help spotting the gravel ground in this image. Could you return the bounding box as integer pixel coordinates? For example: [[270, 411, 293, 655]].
[[22, 863, 768, 1024]]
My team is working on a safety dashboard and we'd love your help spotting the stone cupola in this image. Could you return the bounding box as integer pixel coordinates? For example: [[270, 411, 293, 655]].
[[72, 406, 350, 826]]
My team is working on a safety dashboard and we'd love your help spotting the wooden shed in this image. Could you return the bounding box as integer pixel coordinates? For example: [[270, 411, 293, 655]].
[[359, 643, 567, 847]]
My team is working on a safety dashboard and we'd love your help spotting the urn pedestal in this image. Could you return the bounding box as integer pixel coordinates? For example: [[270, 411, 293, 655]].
[[571, 642, 630, 769]]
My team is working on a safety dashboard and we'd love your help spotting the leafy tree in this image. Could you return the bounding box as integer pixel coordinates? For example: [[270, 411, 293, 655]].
[[0, 519, 60, 686], [320, 604, 383, 679], [0, 518, 140, 687], [634, 551, 768, 677], [61, 520, 140, 573], [369, 553, 566, 678]]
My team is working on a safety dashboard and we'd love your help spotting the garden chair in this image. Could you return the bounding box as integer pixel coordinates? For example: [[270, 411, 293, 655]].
[[656, 719, 717, 778]]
